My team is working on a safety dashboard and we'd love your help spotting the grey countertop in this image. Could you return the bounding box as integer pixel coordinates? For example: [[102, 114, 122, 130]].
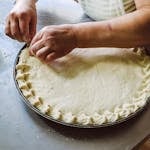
[[0, 0, 149, 150]]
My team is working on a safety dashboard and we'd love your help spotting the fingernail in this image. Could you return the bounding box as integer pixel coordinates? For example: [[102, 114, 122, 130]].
[[29, 50, 34, 56], [29, 51, 32, 56]]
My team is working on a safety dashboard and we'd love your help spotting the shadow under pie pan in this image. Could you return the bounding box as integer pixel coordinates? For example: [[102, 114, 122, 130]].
[[13, 45, 150, 128]]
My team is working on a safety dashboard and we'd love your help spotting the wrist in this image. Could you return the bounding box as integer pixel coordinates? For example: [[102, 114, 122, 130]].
[[15, 0, 36, 8], [73, 23, 91, 48], [72, 24, 81, 48], [73, 22, 113, 48]]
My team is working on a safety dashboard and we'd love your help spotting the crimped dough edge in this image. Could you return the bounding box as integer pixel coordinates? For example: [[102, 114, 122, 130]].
[[15, 48, 150, 126]]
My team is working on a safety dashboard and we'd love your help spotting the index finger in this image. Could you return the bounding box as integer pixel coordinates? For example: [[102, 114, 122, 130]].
[[29, 32, 43, 55], [30, 31, 42, 46]]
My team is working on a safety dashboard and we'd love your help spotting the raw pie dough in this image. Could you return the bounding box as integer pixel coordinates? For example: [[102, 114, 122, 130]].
[[16, 47, 150, 125]]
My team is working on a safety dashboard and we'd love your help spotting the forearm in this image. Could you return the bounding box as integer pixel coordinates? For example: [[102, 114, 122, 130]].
[[74, 9, 150, 48]]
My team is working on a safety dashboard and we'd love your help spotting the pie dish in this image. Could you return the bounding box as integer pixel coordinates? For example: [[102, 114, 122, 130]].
[[15, 47, 150, 126]]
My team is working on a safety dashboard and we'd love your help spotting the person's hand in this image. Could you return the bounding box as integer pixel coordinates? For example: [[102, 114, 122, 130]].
[[5, 0, 37, 42], [29, 25, 77, 63]]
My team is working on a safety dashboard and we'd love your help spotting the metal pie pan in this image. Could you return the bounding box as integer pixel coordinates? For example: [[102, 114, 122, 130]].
[[13, 45, 150, 128]]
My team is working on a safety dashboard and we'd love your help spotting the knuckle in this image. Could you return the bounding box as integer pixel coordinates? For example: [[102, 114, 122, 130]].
[[18, 12, 27, 19], [50, 38, 56, 47], [11, 23, 16, 28], [20, 29, 26, 35], [5, 30, 10, 36], [49, 29, 57, 36], [20, 26, 28, 35], [12, 31, 18, 37], [9, 12, 16, 18], [44, 37, 51, 43], [42, 26, 49, 31], [45, 36, 55, 43], [36, 52, 42, 58]]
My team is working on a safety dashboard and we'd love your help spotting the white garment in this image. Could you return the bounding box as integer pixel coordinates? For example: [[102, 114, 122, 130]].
[[79, 0, 136, 20]]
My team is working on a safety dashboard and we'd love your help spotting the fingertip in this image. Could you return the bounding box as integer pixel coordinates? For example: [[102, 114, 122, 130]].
[[23, 35, 30, 43], [27, 32, 33, 43], [29, 50, 34, 56], [5, 29, 10, 37], [29, 49, 33, 56], [28, 36, 33, 43], [30, 37, 35, 46], [5, 22, 11, 37], [28, 46, 35, 56]]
